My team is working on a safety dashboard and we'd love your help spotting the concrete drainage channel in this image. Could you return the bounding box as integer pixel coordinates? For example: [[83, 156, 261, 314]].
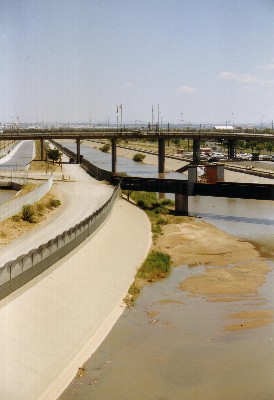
[[0, 185, 120, 301]]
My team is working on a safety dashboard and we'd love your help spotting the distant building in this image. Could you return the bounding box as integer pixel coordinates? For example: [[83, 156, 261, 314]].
[[214, 125, 234, 130]]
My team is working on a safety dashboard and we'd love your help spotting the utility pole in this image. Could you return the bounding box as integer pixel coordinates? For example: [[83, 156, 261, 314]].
[[120, 104, 123, 130], [116, 105, 119, 131]]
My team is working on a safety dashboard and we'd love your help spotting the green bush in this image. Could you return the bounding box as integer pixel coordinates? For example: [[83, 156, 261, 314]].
[[131, 191, 158, 209], [161, 198, 174, 206], [22, 204, 36, 223], [100, 143, 110, 152], [47, 198, 61, 208], [133, 153, 146, 162]]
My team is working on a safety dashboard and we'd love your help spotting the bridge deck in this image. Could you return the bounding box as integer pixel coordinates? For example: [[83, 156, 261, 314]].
[[1, 129, 274, 142], [113, 176, 274, 201]]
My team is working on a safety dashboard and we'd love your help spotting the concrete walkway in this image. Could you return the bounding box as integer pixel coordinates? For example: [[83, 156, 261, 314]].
[[0, 197, 151, 400]]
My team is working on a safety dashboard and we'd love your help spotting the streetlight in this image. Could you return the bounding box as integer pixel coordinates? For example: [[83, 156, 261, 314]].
[[226, 120, 230, 131], [261, 115, 264, 130]]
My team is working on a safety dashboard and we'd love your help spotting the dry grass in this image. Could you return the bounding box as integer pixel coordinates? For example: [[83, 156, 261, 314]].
[[0, 190, 61, 247], [29, 140, 62, 172]]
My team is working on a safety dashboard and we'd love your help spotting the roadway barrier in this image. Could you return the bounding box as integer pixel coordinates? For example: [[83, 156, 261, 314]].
[[0, 175, 53, 222], [51, 140, 113, 181], [0, 184, 119, 300]]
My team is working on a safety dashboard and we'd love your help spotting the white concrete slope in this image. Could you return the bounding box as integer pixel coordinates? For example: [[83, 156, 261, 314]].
[[0, 197, 152, 400], [0, 164, 114, 266]]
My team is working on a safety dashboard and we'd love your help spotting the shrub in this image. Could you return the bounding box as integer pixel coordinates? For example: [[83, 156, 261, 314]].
[[22, 204, 36, 223], [131, 191, 158, 209], [100, 143, 110, 152], [133, 153, 146, 162], [47, 198, 61, 209], [161, 198, 174, 206], [36, 203, 45, 216]]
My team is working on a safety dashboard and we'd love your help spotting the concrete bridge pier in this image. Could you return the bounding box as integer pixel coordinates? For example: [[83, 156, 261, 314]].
[[175, 165, 197, 215], [175, 193, 188, 215], [158, 138, 165, 173], [192, 138, 201, 164], [40, 139, 44, 160], [111, 138, 117, 174], [227, 139, 236, 160], [76, 138, 81, 163]]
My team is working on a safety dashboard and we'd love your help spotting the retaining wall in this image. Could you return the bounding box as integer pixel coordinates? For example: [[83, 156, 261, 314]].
[[0, 185, 119, 300], [0, 175, 53, 222]]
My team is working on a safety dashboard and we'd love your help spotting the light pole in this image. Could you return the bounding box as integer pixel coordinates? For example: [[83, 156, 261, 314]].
[[116, 105, 119, 131], [226, 120, 230, 131], [120, 104, 123, 130], [261, 115, 264, 130]]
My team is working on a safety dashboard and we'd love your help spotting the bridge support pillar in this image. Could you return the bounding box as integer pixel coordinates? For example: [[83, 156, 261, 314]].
[[175, 165, 198, 215], [40, 139, 44, 160], [175, 193, 188, 215], [192, 138, 201, 164], [111, 138, 117, 174], [227, 140, 236, 160], [158, 138, 165, 173], [76, 138, 81, 163]]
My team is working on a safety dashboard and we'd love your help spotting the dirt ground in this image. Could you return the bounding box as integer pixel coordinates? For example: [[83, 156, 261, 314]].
[[154, 217, 273, 332]]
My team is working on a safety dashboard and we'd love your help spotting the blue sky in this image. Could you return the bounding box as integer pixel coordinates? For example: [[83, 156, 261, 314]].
[[0, 0, 274, 125]]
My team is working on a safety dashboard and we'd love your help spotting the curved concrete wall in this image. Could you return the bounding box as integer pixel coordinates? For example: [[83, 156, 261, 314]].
[[0, 185, 119, 300], [0, 175, 53, 222]]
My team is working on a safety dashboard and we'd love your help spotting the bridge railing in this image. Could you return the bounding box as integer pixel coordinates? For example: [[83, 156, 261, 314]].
[[0, 184, 120, 301]]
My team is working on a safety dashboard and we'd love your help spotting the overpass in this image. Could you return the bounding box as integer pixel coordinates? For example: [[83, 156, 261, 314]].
[[1, 128, 274, 172], [53, 140, 274, 215]]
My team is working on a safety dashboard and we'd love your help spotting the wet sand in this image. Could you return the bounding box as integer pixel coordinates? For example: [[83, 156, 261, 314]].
[[154, 218, 273, 331]]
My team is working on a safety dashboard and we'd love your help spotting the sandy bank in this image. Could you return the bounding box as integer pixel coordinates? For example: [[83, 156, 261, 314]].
[[154, 217, 273, 331]]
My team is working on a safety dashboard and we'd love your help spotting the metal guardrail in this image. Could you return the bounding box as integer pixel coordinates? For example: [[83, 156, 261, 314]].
[[0, 182, 120, 301]]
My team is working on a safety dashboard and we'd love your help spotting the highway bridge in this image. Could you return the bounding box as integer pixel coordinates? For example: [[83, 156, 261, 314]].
[[53, 140, 274, 215], [1, 128, 274, 141], [2, 128, 274, 171]]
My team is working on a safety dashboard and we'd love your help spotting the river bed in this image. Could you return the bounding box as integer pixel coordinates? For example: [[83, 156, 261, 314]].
[[59, 143, 274, 400]]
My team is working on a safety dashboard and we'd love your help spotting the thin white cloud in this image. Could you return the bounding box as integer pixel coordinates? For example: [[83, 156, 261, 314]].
[[126, 81, 133, 87], [217, 71, 274, 86], [177, 85, 198, 95], [256, 63, 274, 71], [217, 71, 259, 83]]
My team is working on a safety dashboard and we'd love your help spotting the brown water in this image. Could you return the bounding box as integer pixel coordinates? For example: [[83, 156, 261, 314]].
[[60, 264, 274, 400], [59, 197, 274, 400]]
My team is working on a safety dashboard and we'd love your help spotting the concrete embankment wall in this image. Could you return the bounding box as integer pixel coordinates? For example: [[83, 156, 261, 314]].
[[0, 175, 53, 222], [0, 198, 152, 400], [0, 184, 119, 301]]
